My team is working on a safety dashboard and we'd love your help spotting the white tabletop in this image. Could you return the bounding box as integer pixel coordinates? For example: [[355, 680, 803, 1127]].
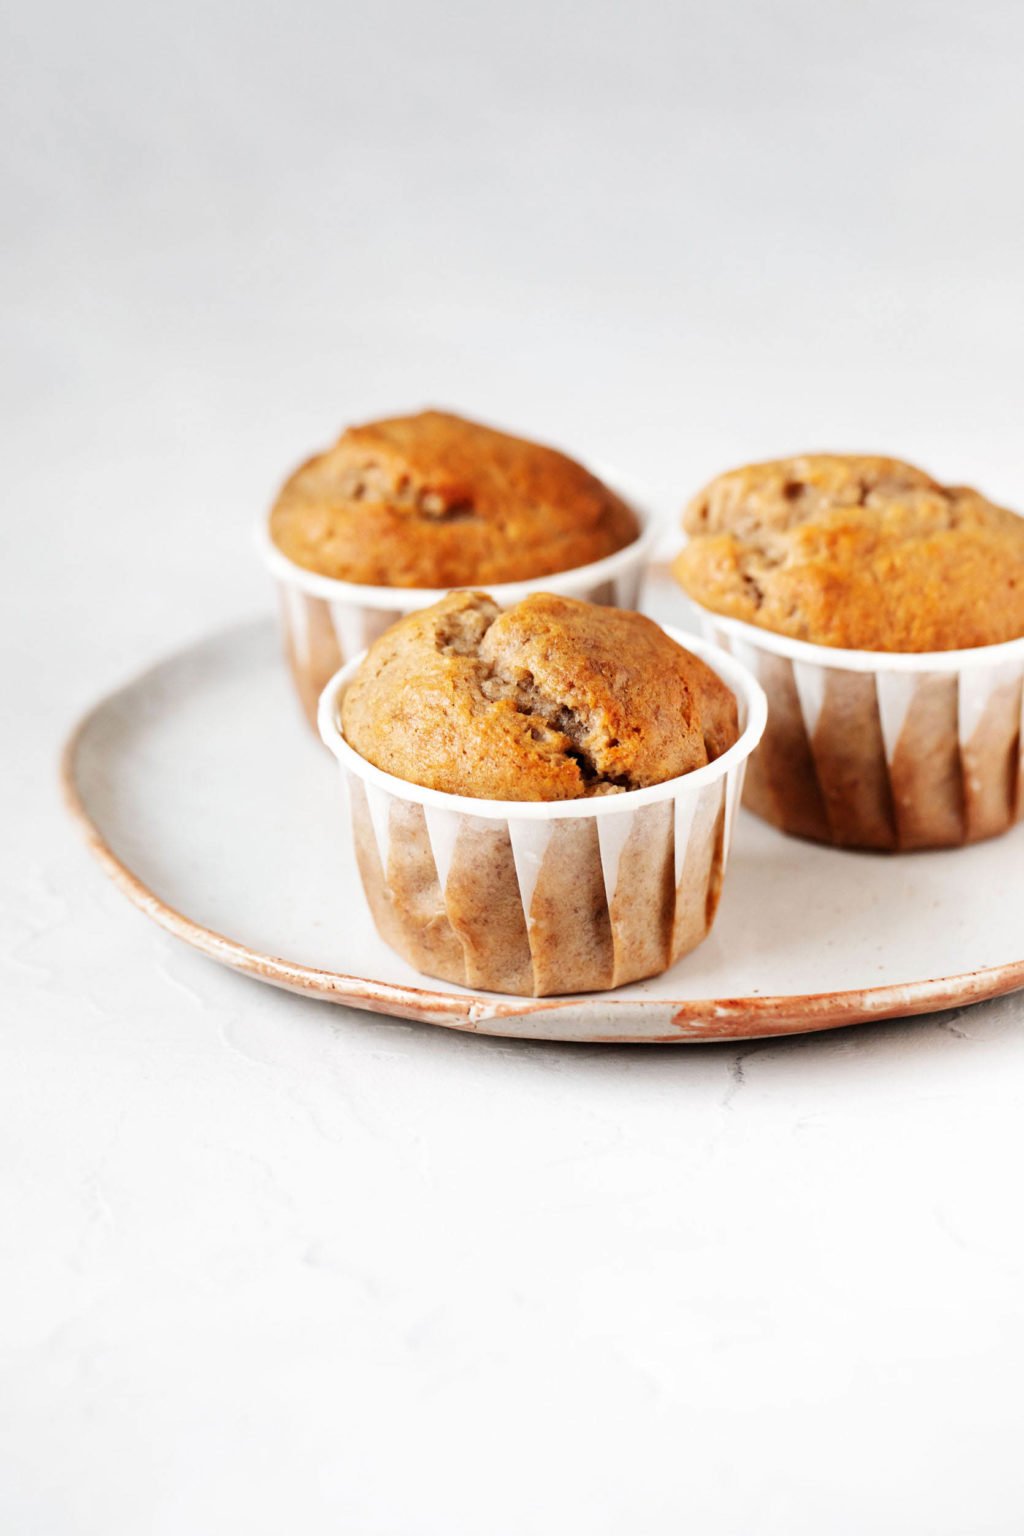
[[4, 1, 1024, 1530]]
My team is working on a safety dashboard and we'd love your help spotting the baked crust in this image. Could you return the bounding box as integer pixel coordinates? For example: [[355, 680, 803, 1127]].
[[341, 591, 739, 801], [270, 410, 639, 588], [674, 453, 1024, 651]]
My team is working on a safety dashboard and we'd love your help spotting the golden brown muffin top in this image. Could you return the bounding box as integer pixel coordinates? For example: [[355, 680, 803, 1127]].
[[341, 591, 739, 801], [674, 453, 1024, 652], [270, 410, 639, 588]]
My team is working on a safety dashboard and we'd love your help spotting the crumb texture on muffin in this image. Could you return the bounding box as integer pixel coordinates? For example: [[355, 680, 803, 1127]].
[[674, 454, 1024, 651], [270, 410, 639, 588], [340, 591, 739, 801]]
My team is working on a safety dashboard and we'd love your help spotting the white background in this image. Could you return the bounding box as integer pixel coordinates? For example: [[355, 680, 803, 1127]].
[[3, 1, 1024, 1531]]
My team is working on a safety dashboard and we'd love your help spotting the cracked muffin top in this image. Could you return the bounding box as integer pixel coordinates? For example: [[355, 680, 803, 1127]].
[[341, 591, 739, 800], [269, 410, 640, 588], [673, 454, 1024, 652]]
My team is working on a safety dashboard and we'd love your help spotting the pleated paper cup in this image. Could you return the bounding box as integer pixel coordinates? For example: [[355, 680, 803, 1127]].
[[689, 604, 1024, 851], [258, 484, 660, 730], [317, 629, 767, 998]]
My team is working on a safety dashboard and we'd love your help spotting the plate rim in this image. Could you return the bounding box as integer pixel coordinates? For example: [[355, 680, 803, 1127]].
[[60, 623, 1024, 1044]]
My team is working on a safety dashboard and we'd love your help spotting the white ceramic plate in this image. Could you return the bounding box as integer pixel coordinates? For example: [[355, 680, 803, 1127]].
[[63, 614, 1024, 1043]]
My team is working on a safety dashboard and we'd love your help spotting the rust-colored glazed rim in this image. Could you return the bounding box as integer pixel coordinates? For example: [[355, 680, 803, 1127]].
[[60, 707, 1024, 1043]]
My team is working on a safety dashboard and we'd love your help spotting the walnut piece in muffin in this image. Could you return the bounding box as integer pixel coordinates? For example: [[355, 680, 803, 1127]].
[[341, 591, 739, 801], [674, 453, 1024, 651]]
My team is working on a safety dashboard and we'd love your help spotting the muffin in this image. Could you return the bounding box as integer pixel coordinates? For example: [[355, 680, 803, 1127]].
[[675, 453, 1024, 652], [342, 591, 739, 799], [271, 410, 639, 587], [260, 410, 653, 727], [674, 454, 1024, 850], [319, 592, 766, 998]]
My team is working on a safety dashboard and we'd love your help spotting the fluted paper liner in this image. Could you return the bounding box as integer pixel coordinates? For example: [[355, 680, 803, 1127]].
[[259, 493, 658, 730], [320, 628, 766, 998], [697, 612, 1024, 852]]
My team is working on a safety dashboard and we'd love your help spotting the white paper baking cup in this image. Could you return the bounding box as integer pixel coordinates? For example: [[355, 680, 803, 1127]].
[[687, 602, 1024, 851], [257, 479, 660, 729], [317, 627, 767, 997]]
